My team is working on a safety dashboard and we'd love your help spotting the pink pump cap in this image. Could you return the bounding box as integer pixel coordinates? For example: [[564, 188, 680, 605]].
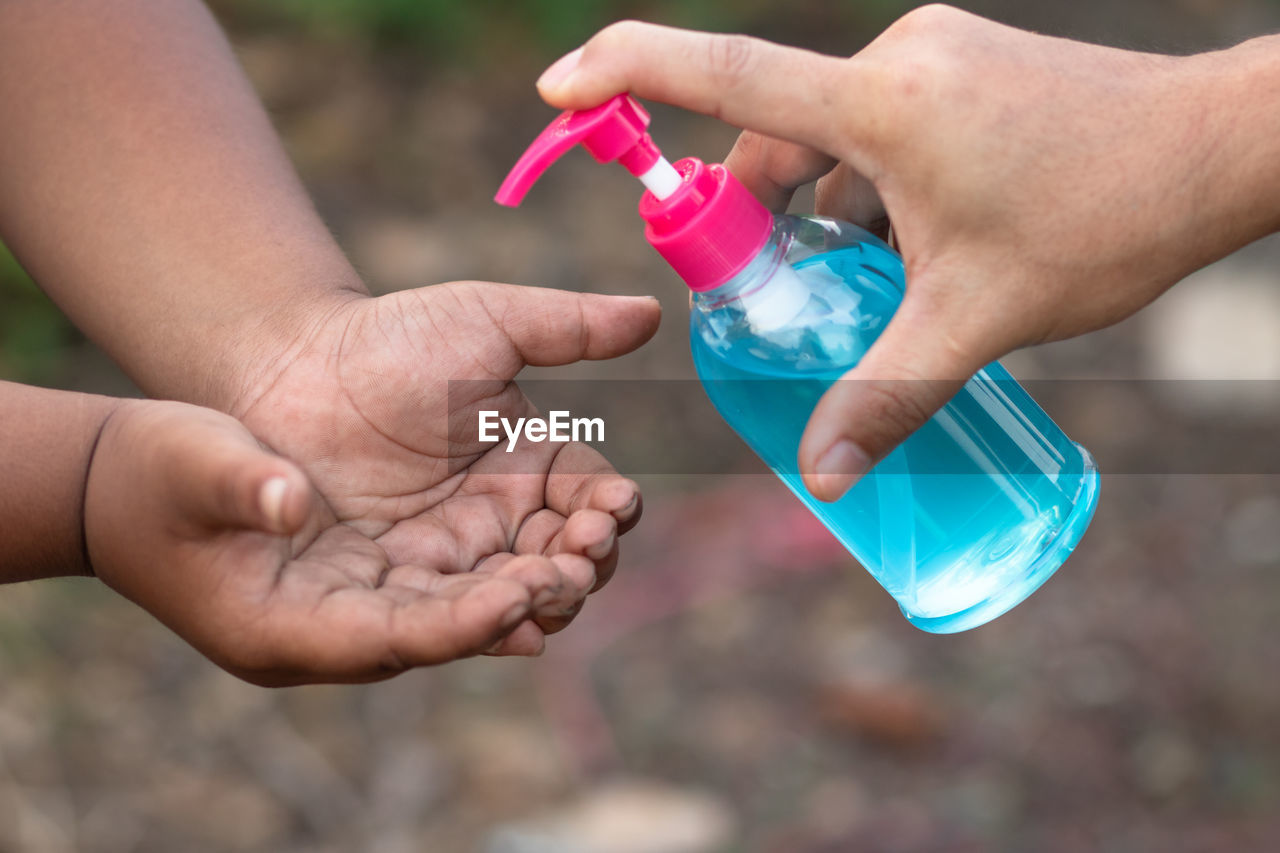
[[496, 94, 773, 292]]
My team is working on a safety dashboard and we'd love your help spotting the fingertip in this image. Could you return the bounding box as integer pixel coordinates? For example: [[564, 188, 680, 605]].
[[561, 508, 618, 561], [622, 293, 663, 322], [197, 433, 305, 534], [583, 293, 662, 358], [605, 481, 643, 535], [484, 286, 659, 367], [485, 621, 546, 657], [613, 487, 640, 521], [601, 293, 663, 340], [258, 476, 289, 533], [500, 599, 533, 631], [468, 579, 535, 653], [804, 439, 871, 502], [550, 552, 597, 597], [592, 476, 639, 515], [586, 529, 617, 562], [278, 466, 314, 532], [797, 303, 992, 503], [525, 628, 548, 657], [536, 46, 583, 103], [535, 22, 852, 154], [255, 466, 311, 535]]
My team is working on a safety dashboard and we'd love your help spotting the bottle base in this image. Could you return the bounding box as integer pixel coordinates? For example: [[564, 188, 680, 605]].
[[901, 448, 1101, 635]]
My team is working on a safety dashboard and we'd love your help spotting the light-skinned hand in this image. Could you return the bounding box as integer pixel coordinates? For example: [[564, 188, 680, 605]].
[[536, 7, 1280, 499]]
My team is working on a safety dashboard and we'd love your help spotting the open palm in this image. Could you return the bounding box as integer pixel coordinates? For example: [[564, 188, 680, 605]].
[[207, 281, 661, 677], [86, 400, 621, 685]]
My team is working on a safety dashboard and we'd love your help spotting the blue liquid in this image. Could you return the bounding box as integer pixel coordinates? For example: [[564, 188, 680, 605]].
[[690, 222, 1099, 633]]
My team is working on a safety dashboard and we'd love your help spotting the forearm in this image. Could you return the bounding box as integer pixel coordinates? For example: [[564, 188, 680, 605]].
[[0, 381, 121, 582], [0, 0, 367, 410]]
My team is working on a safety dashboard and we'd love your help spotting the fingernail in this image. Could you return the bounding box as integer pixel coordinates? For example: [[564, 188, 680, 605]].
[[501, 603, 530, 629], [537, 47, 582, 92], [812, 440, 871, 501], [259, 477, 289, 532], [533, 584, 563, 609], [586, 531, 616, 561], [615, 492, 638, 517]]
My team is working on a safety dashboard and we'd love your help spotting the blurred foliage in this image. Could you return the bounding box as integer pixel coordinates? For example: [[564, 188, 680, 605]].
[[211, 0, 913, 60], [0, 243, 76, 383], [216, 0, 758, 55]]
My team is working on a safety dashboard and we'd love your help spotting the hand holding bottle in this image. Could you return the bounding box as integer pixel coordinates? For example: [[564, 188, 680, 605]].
[[536, 7, 1280, 500]]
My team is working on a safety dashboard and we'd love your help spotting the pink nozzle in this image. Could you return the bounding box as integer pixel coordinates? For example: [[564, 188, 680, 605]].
[[495, 95, 660, 207], [496, 94, 773, 292]]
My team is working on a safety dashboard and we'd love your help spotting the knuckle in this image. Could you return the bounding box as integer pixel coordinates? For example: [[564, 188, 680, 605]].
[[892, 3, 963, 36], [731, 129, 768, 161], [503, 555, 559, 591], [705, 34, 758, 87], [845, 43, 953, 150], [888, 56, 935, 102], [861, 379, 937, 445], [590, 19, 646, 57]]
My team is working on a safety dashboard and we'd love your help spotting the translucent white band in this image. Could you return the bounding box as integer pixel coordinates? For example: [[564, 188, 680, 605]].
[[740, 262, 811, 332]]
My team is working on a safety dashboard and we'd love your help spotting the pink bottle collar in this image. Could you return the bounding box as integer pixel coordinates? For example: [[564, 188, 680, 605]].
[[639, 157, 772, 292], [496, 94, 772, 292]]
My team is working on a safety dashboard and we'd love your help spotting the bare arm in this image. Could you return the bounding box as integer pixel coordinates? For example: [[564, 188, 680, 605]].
[[0, 0, 364, 408], [0, 1, 658, 664], [0, 381, 118, 581]]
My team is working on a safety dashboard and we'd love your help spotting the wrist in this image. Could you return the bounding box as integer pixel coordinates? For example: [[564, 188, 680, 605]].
[[1176, 37, 1280, 258], [207, 282, 370, 417], [0, 383, 124, 583], [1219, 36, 1280, 236], [80, 398, 134, 578]]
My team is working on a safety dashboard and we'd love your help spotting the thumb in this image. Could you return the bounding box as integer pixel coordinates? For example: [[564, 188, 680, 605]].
[[172, 421, 313, 536], [537, 21, 855, 157], [797, 294, 998, 502], [459, 282, 662, 368]]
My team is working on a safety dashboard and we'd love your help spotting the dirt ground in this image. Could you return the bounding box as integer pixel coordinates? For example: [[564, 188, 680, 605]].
[[3, 1, 1280, 851]]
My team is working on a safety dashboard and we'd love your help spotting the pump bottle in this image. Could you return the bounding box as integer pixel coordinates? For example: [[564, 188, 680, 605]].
[[496, 95, 1100, 633]]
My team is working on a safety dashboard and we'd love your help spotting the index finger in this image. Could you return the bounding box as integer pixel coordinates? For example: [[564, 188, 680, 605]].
[[537, 21, 855, 157]]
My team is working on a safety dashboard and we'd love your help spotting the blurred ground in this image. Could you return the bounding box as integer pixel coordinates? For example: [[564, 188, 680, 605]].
[[4, 1, 1280, 851]]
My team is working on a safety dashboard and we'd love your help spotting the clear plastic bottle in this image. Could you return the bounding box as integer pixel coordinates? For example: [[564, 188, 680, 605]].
[[689, 215, 1099, 632], [497, 95, 1100, 632]]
